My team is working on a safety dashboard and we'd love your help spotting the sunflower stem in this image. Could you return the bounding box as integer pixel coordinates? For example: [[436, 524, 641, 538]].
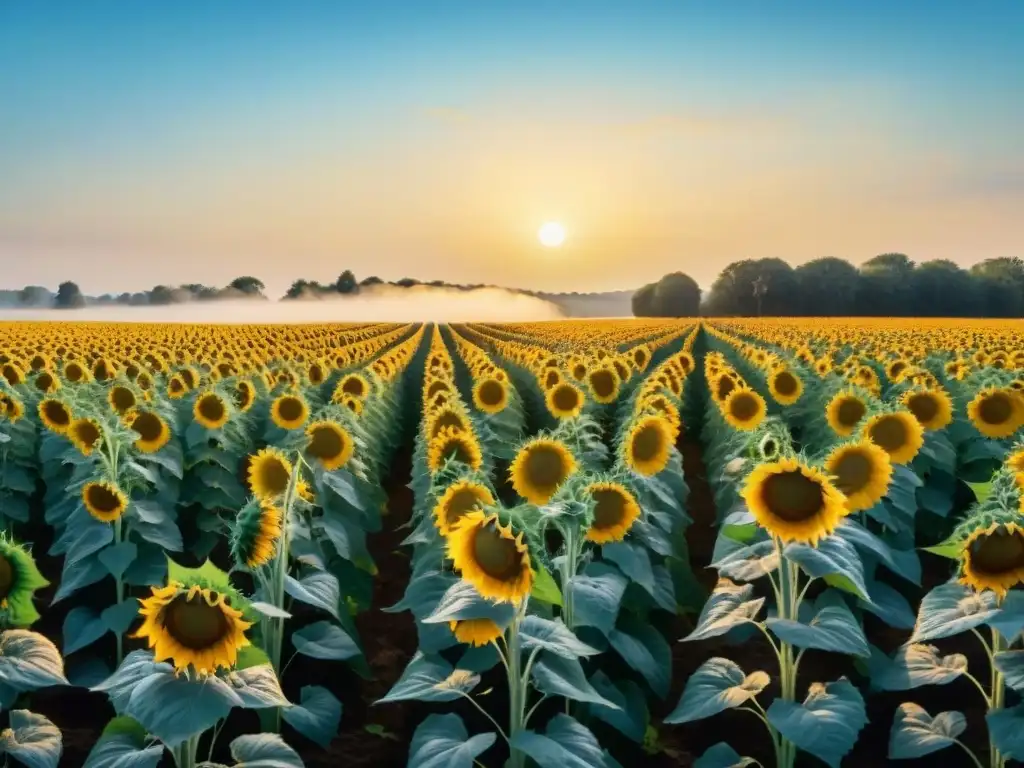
[[109, 439, 125, 665], [774, 540, 798, 768], [171, 734, 200, 768], [989, 626, 1007, 768], [506, 601, 529, 768]]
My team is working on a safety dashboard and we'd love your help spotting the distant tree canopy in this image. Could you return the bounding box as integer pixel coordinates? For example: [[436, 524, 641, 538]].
[[54, 281, 85, 309], [633, 272, 701, 317]]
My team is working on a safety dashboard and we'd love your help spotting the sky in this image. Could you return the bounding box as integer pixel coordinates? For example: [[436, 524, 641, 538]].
[[1, 1, 1022, 299]]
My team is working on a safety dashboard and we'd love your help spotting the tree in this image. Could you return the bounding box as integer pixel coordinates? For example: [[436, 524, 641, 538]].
[[631, 283, 657, 316], [18, 285, 51, 306], [793, 257, 861, 316], [703, 258, 795, 316], [856, 253, 916, 316], [285, 280, 313, 300], [396, 278, 419, 288], [116, 292, 133, 305], [360, 276, 383, 287], [54, 281, 85, 309], [149, 285, 174, 305], [654, 272, 701, 316], [335, 270, 358, 294], [910, 260, 978, 317], [229, 276, 265, 296], [970, 258, 1024, 318]]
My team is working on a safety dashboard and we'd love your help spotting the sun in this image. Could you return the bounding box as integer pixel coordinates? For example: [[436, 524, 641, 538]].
[[538, 221, 566, 248]]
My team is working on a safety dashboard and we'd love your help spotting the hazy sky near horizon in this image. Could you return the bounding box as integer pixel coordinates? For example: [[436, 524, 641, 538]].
[[1, 1, 1021, 299]]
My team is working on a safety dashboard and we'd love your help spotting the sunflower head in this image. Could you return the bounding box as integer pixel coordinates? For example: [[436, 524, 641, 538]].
[[427, 406, 468, 439], [338, 373, 370, 400], [448, 617, 504, 647], [446, 511, 534, 603], [82, 481, 129, 523], [38, 397, 73, 434], [1, 393, 24, 423], [108, 385, 138, 415], [509, 437, 578, 505], [741, 458, 849, 546], [62, 361, 90, 384], [69, 417, 103, 457], [433, 479, 496, 537], [247, 447, 294, 501], [584, 481, 641, 544], [128, 409, 171, 453], [234, 380, 256, 412], [968, 387, 1023, 440], [824, 440, 892, 512], [902, 388, 954, 431], [427, 426, 484, 474], [473, 378, 509, 415], [712, 373, 738, 403], [270, 393, 310, 430], [588, 368, 620, 404], [193, 391, 230, 430], [723, 388, 766, 431], [0, 536, 49, 628], [546, 382, 585, 420], [305, 420, 354, 471], [167, 375, 188, 400], [862, 410, 924, 465], [133, 580, 252, 675], [623, 415, 676, 477], [230, 499, 283, 569], [32, 370, 60, 394], [769, 369, 803, 405], [959, 521, 1024, 597]]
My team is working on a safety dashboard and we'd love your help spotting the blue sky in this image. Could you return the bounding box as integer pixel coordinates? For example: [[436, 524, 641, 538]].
[[1, 1, 1021, 297]]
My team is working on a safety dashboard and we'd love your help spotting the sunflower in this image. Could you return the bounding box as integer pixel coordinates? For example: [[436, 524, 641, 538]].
[[449, 618, 504, 647], [472, 378, 508, 414], [588, 368, 620, 404], [133, 582, 252, 675], [247, 448, 293, 501], [0, 536, 49, 627], [231, 500, 282, 569], [341, 395, 364, 415], [427, 426, 484, 473], [711, 373, 738, 403], [128, 410, 171, 453], [38, 398, 73, 434], [233, 380, 256, 412], [167, 375, 188, 400], [32, 370, 60, 394], [0, 363, 25, 387], [959, 522, 1024, 596], [722, 388, 766, 431], [434, 480, 496, 536], [447, 511, 534, 603], [546, 382, 584, 419], [82, 481, 129, 523], [742, 458, 848, 546], [108, 385, 137, 415], [967, 387, 1023, 440], [769, 369, 803, 406], [862, 411, 924, 465], [193, 391, 230, 430], [623, 415, 676, 477], [901, 388, 954, 431], [584, 481, 641, 544], [427, 406, 468, 439], [68, 418, 103, 457], [509, 437, 578, 505], [825, 391, 868, 437], [1, 394, 25, 423], [824, 440, 892, 512], [270, 394, 309, 430], [305, 420, 354, 471], [338, 373, 370, 400], [1008, 448, 1024, 475]]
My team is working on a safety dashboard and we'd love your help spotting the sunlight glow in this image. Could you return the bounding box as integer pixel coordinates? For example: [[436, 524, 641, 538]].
[[538, 221, 566, 248]]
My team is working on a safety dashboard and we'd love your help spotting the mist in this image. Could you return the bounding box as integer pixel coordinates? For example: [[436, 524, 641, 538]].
[[0, 284, 565, 324]]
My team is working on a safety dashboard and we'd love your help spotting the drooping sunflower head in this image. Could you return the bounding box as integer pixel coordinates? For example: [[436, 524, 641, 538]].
[[968, 387, 1023, 440], [741, 458, 848, 546], [133, 581, 252, 675], [825, 390, 868, 437], [473, 378, 509, 414], [69, 418, 103, 457], [247, 447, 293, 501], [901, 388, 954, 432], [723, 388, 766, 431], [82, 481, 129, 523], [959, 522, 1024, 597], [546, 382, 584, 420], [584, 481, 641, 544], [230, 498, 283, 569], [108, 385, 138, 415], [305, 420, 354, 472], [769, 369, 803, 406], [270, 393, 310, 430], [128, 409, 171, 453], [0, 536, 49, 628], [433, 478, 496, 536], [448, 617, 504, 647], [427, 426, 484, 474], [824, 440, 892, 512], [167, 374, 188, 400], [32, 370, 60, 394], [588, 368, 620, 405], [447, 511, 534, 603], [38, 397, 73, 434], [862, 410, 924, 465], [623, 415, 676, 477], [193, 391, 230, 430], [509, 437, 578, 505]]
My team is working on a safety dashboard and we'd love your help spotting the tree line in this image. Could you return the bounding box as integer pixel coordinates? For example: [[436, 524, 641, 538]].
[[0, 277, 268, 309], [633, 255, 1024, 318]]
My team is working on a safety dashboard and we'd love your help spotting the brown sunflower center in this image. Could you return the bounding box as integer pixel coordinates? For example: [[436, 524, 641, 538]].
[[906, 393, 939, 424], [180, 369, 198, 389], [445, 487, 490, 526], [889, 361, 907, 378], [471, 524, 522, 580], [431, 411, 465, 438], [544, 370, 561, 389], [42, 400, 71, 427], [308, 364, 324, 384], [427, 380, 450, 398], [716, 376, 737, 401], [970, 529, 1024, 575], [552, 385, 581, 413], [869, 415, 909, 453], [307, 424, 346, 461], [631, 423, 666, 463], [86, 484, 123, 514], [591, 488, 627, 530], [836, 397, 866, 428], [169, 378, 185, 393], [257, 457, 291, 495], [572, 364, 587, 380], [729, 392, 761, 423], [0, 553, 13, 601], [234, 384, 253, 409], [110, 387, 136, 413], [589, 369, 617, 398], [831, 450, 873, 495], [760, 471, 826, 523], [773, 372, 798, 396], [978, 393, 1014, 426], [93, 361, 112, 381], [524, 445, 569, 489], [477, 380, 506, 408], [276, 397, 305, 423], [342, 377, 366, 397], [439, 436, 475, 466], [164, 593, 230, 650], [34, 372, 55, 391], [73, 420, 101, 448], [132, 412, 164, 442], [65, 363, 85, 382], [198, 395, 226, 423]]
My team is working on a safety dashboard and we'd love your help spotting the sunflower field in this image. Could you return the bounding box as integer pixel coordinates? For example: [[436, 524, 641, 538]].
[[0, 317, 1022, 767]]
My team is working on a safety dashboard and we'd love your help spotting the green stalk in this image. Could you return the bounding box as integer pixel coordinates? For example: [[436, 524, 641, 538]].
[[108, 438, 125, 665], [506, 602, 529, 768], [989, 626, 1006, 768], [774, 540, 798, 768], [171, 733, 200, 768]]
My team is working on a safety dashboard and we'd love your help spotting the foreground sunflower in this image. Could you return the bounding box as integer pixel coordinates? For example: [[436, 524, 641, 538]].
[[546, 382, 585, 420], [722, 388, 766, 431], [433, 479, 496, 536], [769, 369, 803, 406], [623, 415, 676, 477], [587, 368, 620, 404], [584, 481, 641, 544], [128, 410, 171, 453], [473, 377, 508, 414], [824, 440, 892, 512], [270, 394, 310, 430], [82, 481, 128, 523], [133, 581, 252, 675], [38, 397, 73, 434], [447, 510, 534, 603], [68, 418, 103, 457], [967, 387, 1022, 440], [862, 410, 924, 465], [901, 388, 954, 431], [742, 458, 848, 546], [0, 536, 49, 627], [247, 447, 293, 501], [825, 391, 868, 437], [193, 391, 230, 430], [427, 426, 484, 473], [305, 420, 354, 471], [959, 522, 1024, 597], [231, 500, 283, 569], [509, 437, 578, 505]]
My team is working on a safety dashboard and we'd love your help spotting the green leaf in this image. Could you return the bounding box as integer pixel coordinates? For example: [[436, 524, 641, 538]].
[[766, 596, 869, 658], [921, 535, 962, 559], [664, 658, 768, 724], [987, 705, 1024, 759], [0, 710, 63, 768], [530, 563, 563, 607], [607, 621, 672, 698], [784, 536, 869, 601], [408, 713, 495, 768], [566, 565, 627, 635], [98, 542, 138, 581], [62, 607, 109, 656], [284, 572, 341, 619], [281, 685, 342, 749], [377, 652, 477, 704], [531, 655, 619, 709], [767, 678, 867, 768], [291, 621, 361, 662], [872, 644, 967, 691], [694, 743, 756, 768], [229, 664, 290, 710], [421, 580, 517, 626], [602, 542, 654, 594], [83, 727, 162, 768], [166, 557, 232, 594], [584, 671, 648, 743], [234, 645, 272, 672], [966, 480, 994, 503], [910, 583, 1000, 643], [92, 651, 165, 713], [712, 540, 778, 583], [508, 716, 610, 768], [221, 733, 304, 767], [519, 616, 599, 660], [685, 580, 764, 642], [0, 630, 68, 693], [888, 703, 964, 759]]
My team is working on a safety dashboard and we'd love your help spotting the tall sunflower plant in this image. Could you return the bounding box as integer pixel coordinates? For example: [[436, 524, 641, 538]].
[[878, 493, 1024, 768], [38, 388, 188, 673], [668, 445, 877, 768], [0, 536, 67, 768], [0, 383, 36, 533], [379, 500, 622, 768], [88, 560, 305, 768]]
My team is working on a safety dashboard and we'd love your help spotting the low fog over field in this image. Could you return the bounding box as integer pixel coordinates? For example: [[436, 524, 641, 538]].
[[0, 284, 567, 323]]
